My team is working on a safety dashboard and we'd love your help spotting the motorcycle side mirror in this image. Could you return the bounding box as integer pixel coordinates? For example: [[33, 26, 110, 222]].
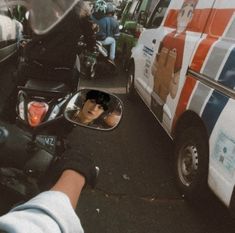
[[64, 89, 123, 130]]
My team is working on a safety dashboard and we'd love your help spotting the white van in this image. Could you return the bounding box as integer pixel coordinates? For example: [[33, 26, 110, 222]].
[[128, 0, 235, 212]]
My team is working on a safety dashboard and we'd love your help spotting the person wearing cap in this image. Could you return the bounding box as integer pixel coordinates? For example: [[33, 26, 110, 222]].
[[72, 90, 111, 125], [151, 0, 198, 121], [92, 0, 108, 21], [93, 2, 119, 62]]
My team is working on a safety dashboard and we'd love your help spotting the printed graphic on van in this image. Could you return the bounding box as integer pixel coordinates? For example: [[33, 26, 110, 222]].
[[150, 0, 198, 122]]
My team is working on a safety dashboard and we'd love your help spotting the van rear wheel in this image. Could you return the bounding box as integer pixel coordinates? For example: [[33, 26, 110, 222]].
[[174, 126, 209, 200]]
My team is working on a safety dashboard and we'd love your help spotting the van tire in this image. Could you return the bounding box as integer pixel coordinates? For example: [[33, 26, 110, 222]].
[[126, 64, 136, 99], [174, 126, 209, 200]]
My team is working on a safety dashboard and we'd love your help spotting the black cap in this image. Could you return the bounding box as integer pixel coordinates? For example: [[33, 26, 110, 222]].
[[86, 90, 110, 111]]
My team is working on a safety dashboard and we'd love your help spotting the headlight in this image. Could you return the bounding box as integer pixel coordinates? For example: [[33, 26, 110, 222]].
[[27, 101, 49, 127]]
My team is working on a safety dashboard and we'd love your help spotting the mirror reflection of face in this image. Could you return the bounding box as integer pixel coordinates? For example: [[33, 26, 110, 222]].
[[65, 89, 123, 130], [104, 111, 121, 127], [177, 3, 195, 33], [79, 99, 104, 124]]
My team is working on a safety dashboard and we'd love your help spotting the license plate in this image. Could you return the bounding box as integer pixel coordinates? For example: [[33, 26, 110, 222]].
[[35, 135, 57, 154]]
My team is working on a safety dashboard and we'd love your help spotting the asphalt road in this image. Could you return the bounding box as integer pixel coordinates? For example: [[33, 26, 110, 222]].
[[1, 60, 235, 232]]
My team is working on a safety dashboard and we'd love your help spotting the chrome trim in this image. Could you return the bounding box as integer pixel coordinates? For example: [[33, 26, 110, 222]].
[[188, 69, 235, 99]]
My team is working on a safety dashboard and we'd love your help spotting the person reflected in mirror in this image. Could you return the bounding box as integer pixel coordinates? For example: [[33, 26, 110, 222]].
[[72, 90, 110, 125], [103, 103, 122, 128]]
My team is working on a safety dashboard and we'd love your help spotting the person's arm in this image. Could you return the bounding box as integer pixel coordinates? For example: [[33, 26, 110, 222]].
[[0, 171, 86, 233], [51, 170, 85, 209], [0, 150, 97, 233]]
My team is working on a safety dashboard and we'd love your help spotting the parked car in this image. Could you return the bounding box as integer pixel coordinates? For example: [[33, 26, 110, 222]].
[[0, 6, 22, 63], [117, 0, 169, 70], [128, 0, 235, 213]]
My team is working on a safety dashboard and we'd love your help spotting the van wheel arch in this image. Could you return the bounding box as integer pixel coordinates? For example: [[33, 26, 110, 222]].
[[173, 111, 210, 200], [172, 111, 207, 140]]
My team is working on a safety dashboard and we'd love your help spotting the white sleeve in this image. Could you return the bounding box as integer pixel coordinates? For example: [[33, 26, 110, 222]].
[[0, 191, 84, 233]]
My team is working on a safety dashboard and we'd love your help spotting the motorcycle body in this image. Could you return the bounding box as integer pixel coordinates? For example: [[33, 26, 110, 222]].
[[0, 0, 124, 204], [1, 77, 77, 199], [78, 38, 117, 79], [15, 37, 81, 153], [0, 88, 123, 200]]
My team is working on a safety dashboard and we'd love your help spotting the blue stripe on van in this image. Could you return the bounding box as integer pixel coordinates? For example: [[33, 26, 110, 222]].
[[218, 47, 235, 89], [201, 91, 229, 136], [143, 46, 154, 56]]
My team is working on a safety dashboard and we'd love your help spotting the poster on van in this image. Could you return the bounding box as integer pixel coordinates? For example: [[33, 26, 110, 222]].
[[150, 0, 198, 121]]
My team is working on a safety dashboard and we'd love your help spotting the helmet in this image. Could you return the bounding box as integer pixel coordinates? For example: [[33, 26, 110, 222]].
[[106, 2, 115, 14], [94, 0, 107, 14]]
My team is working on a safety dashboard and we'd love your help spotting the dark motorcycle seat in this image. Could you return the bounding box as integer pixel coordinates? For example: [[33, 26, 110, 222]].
[[24, 79, 70, 94]]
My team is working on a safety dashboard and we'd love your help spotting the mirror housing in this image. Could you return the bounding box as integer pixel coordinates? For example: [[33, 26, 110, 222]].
[[64, 89, 123, 130]]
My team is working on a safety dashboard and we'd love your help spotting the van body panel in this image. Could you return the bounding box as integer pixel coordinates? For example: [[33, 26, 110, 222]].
[[133, 0, 215, 132], [132, 26, 171, 106], [207, 97, 235, 206], [131, 0, 235, 209]]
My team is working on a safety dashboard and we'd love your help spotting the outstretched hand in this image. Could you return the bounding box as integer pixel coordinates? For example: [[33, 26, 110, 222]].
[[52, 149, 99, 189]]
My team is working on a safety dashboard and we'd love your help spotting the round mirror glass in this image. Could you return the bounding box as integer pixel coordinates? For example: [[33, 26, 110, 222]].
[[64, 89, 123, 130]]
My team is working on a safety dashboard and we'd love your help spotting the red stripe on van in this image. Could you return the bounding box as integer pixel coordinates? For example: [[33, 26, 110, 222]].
[[172, 76, 196, 131], [204, 9, 235, 36], [164, 9, 177, 28], [164, 8, 234, 34], [164, 9, 213, 32], [189, 9, 213, 32], [190, 9, 235, 72], [190, 37, 217, 72]]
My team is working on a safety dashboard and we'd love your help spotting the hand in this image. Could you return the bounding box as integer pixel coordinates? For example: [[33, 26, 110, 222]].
[[151, 47, 177, 102], [52, 149, 99, 189], [169, 70, 180, 99]]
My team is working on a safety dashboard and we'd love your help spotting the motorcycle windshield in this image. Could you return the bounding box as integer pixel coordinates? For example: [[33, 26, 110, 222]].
[[2, 0, 79, 35], [30, 0, 80, 34]]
